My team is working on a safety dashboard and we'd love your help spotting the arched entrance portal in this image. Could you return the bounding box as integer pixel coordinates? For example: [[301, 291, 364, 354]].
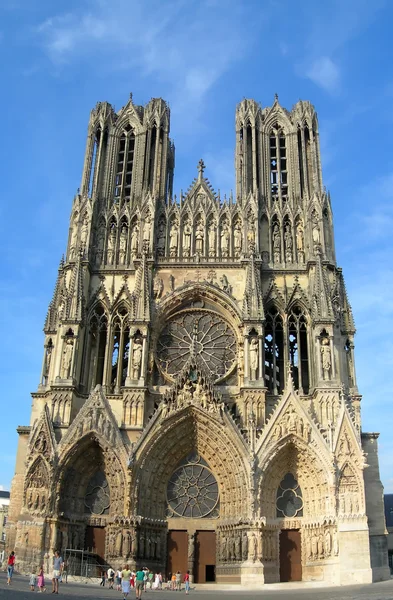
[[134, 404, 249, 583], [259, 438, 331, 583]]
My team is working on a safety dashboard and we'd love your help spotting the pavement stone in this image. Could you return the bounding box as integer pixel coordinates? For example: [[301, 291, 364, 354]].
[[1, 573, 393, 600]]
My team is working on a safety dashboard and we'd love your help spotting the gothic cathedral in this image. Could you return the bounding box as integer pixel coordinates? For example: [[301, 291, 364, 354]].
[[7, 94, 389, 585]]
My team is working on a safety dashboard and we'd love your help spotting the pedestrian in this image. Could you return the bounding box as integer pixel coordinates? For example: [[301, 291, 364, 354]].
[[100, 570, 106, 586], [37, 564, 46, 593], [29, 567, 37, 592], [143, 568, 148, 591], [135, 565, 145, 599], [6, 551, 16, 585], [175, 570, 181, 591], [148, 570, 154, 589], [52, 550, 64, 594], [107, 566, 115, 589], [116, 568, 122, 591], [184, 571, 190, 595], [121, 564, 132, 599], [130, 570, 135, 587], [171, 572, 176, 590]]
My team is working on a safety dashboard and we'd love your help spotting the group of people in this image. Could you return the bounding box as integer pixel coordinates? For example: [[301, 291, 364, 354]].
[[6, 549, 64, 594], [101, 567, 191, 597]]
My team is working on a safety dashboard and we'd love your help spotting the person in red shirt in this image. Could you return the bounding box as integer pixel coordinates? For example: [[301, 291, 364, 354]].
[[184, 570, 190, 595], [7, 551, 16, 585]]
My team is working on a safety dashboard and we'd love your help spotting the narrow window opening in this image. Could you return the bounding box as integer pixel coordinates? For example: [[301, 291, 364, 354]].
[[246, 124, 252, 193], [264, 307, 284, 394], [88, 129, 101, 197]]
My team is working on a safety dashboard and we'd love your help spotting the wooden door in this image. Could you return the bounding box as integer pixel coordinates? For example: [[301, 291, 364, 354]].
[[85, 526, 106, 562], [279, 529, 302, 582], [167, 531, 188, 579], [195, 531, 216, 583]]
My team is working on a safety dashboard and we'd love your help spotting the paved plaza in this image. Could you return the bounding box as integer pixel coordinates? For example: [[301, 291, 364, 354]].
[[1, 574, 393, 600]]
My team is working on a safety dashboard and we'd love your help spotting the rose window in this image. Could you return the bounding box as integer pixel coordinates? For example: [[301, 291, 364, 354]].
[[156, 310, 237, 382], [84, 471, 110, 515], [167, 453, 219, 518], [276, 473, 303, 518]]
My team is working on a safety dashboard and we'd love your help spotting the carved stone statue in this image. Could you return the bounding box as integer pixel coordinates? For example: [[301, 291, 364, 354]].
[[221, 222, 230, 257], [80, 217, 89, 247], [208, 221, 216, 256], [296, 220, 304, 252], [131, 224, 139, 256], [188, 533, 195, 559], [242, 531, 248, 560], [170, 221, 179, 257], [195, 220, 204, 254], [312, 214, 320, 246], [152, 223, 163, 257], [132, 338, 143, 379], [107, 224, 116, 265], [247, 222, 256, 253], [249, 338, 259, 380], [183, 220, 192, 257], [153, 277, 164, 299], [273, 223, 281, 262], [320, 337, 331, 380], [95, 227, 105, 265], [119, 225, 128, 265], [143, 216, 151, 248], [60, 339, 73, 379], [234, 222, 242, 256], [69, 216, 78, 259], [284, 224, 292, 262]]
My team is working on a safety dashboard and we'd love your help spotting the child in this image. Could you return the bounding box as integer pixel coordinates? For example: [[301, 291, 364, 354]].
[[29, 568, 37, 592], [37, 565, 46, 593]]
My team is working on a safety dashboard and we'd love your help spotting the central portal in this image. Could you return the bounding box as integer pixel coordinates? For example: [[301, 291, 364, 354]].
[[279, 529, 302, 581]]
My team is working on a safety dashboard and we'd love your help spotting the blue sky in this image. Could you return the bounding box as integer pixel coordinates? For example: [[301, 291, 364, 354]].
[[1, 0, 393, 493]]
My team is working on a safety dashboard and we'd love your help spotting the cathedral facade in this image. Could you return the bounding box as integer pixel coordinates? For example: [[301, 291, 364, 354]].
[[7, 94, 389, 585]]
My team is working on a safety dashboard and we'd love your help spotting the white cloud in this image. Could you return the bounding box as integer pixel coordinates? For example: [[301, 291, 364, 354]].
[[35, 0, 255, 122], [305, 56, 340, 93]]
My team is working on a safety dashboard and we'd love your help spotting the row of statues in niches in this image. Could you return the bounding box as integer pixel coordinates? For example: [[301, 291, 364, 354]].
[[68, 210, 325, 265]]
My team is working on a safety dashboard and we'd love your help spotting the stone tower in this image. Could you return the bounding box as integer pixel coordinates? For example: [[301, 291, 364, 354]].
[[7, 94, 389, 586]]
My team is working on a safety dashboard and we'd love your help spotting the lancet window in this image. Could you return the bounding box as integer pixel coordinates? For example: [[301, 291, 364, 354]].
[[87, 305, 108, 389], [114, 125, 135, 201], [110, 306, 130, 391], [264, 306, 284, 394], [288, 305, 309, 394], [269, 125, 288, 201]]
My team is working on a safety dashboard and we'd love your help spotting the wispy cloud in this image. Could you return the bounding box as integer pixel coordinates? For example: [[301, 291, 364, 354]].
[[35, 0, 257, 123], [305, 57, 340, 93]]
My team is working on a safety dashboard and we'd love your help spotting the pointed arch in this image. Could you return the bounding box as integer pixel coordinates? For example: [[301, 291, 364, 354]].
[[264, 304, 284, 394], [287, 303, 310, 394]]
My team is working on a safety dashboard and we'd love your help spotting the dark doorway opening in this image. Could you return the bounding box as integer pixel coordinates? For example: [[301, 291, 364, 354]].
[[205, 565, 215, 582]]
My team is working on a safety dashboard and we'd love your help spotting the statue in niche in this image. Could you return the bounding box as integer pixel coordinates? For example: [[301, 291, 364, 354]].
[[249, 338, 258, 380], [252, 533, 258, 561], [234, 222, 242, 256], [273, 224, 281, 262], [153, 276, 164, 299], [119, 225, 128, 265], [107, 224, 116, 265], [242, 531, 248, 560], [311, 532, 318, 560], [324, 529, 331, 556], [284, 224, 293, 262], [333, 529, 339, 555], [169, 274, 175, 291], [157, 222, 166, 256], [183, 220, 192, 256], [320, 337, 331, 380], [195, 220, 204, 254], [208, 220, 216, 256], [80, 216, 89, 247], [69, 215, 78, 259], [169, 221, 179, 257], [247, 221, 256, 253], [132, 338, 143, 379], [312, 214, 320, 247], [296, 220, 304, 253], [131, 224, 139, 257], [95, 226, 105, 265], [44, 344, 53, 382], [60, 338, 73, 379], [143, 215, 151, 249], [221, 222, 230, 257], [188, 533, 195, 559]]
